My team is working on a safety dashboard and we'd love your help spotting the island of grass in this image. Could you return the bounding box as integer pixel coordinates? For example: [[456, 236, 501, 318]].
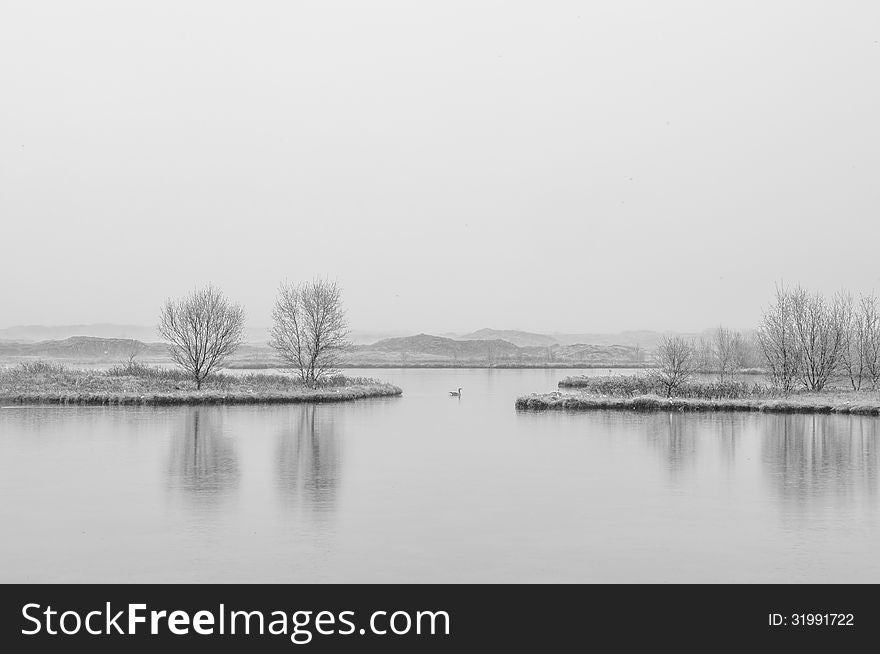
[[515, 374, 880, 415], [0, 362, 402, 406]]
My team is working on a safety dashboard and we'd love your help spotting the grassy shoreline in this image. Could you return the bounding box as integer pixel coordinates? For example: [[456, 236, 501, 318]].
[[515, 392, 880, 415], [224, 362, 655, 370], [0, 362, 402, 406], [0, 386, 402, 406]]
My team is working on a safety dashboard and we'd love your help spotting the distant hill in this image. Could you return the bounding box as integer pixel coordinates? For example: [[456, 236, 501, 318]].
[[363, 334, 520, 359], [0, 323, 310, 345], [0, 324, 158, 342], [349, 330, 409, 345], [354, 333, 643, 366], [457, 328, 559, 347], [550, 330, 705, 348], [450, 328, 707, 350], [0, 336, 278, 364], [540, 343, 644, 364], [0, 336, 168, 360], [0, 333, 647, 368], [0, 326, 705, 369]]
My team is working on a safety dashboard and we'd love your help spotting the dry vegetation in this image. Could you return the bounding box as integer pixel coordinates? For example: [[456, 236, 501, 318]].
[[0, 361, 401, 405], [531, 373, 880, 413], [516, 391, 880, 415], [558, 375, 776, 399]]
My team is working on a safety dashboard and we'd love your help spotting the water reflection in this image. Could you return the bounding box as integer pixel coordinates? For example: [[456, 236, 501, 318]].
[[7, 366, 880, 583], [276, 405, 340, 514], [644, 413, 699, 477], [761, 414, 880, 515], [166, 409, 240, 504]]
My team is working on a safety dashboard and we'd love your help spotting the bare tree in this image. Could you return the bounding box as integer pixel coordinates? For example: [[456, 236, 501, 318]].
[[728, 329, 749, 380], [758, 284, 800, 394], [840, 293, 860, 390], [269, 278, 350, 385], [790, 287, 847, 391], [695, 337, 714, 374], [125, 341, 143, 368], [842, 292, 880, 390], [866, 295, 880, 390], [157, 285, 245, 389], [653, 335, 700, 397], [735, 330, 761, 370], [712, 326, 743, 383]]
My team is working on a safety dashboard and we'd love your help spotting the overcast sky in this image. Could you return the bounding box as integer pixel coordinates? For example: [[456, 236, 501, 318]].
[[1, 1, 878, 334]]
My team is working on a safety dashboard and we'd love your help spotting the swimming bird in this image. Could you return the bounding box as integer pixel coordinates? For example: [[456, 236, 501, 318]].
[[449, 387, 462, 397]]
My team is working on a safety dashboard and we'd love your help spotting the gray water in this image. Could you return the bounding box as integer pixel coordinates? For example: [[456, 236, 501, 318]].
[[1, 368, 879, 583]]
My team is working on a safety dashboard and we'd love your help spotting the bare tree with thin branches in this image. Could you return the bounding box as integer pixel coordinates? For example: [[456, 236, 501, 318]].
[[157, 285, 245, 389], [866, 295, 880, 390], [735, 330, 761, 370], [712, 326, 743, 383], [758, 284, 800, 394], [842, 292, 880, 390], [269, 278, 350, 385], [126, 341, 143, 367], [695, 337, 714, 374], [652, 335, 700, 397], [790, 287, 847, 391]]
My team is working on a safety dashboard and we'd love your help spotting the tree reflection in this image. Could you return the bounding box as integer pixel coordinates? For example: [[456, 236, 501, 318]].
[[644, 413, 698, 476], [716, 416, 740, 469], [167, 408, 240, 504], [641, 412, 746, 479], [761, 414, 880, 513], [276, 405, 340, 514]]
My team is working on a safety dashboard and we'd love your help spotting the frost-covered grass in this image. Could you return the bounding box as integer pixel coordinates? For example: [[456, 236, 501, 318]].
[[558, 374, 774, 399], [523, 373, 880, 414], [0, 361, 401, 405], [516, 391, 880, 415]]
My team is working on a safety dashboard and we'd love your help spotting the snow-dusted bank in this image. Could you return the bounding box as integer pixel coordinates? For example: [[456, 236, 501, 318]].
[[0, 362, 401, 406], [515, 392, 880, 415]]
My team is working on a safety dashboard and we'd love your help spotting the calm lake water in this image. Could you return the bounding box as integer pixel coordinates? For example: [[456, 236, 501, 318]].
[[1, 368, 879, 583]]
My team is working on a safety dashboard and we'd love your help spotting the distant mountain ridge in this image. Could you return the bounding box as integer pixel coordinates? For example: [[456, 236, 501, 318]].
[[549, 330, 704, 348], [452, 328, 707, 350], [0, 333, 647, 367], [0, 324, 158, 343], [356, 334, 644, 366], [361, 334, 520, 358], [0, 324, 403, 346], [456, 328, 559, 347], [0, 336, 167, 360], [0, 325, 710, 368]]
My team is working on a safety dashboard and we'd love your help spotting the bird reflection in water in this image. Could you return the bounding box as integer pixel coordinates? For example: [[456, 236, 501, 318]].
[[166, 408, 240, 505]]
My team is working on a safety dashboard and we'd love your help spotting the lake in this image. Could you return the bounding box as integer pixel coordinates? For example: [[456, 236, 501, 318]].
[[1, 367, 878, 583]]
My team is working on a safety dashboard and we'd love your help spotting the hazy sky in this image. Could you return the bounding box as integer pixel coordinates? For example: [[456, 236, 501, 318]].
[[1, 1, 878, 334]]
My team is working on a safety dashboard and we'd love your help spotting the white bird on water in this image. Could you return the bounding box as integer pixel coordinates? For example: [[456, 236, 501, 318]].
[[449, 387, 462, 397]]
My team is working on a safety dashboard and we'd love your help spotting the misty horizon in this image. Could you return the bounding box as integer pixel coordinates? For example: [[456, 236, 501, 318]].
[[0, 320, 740, 343], [0, 285, 864, 337]]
